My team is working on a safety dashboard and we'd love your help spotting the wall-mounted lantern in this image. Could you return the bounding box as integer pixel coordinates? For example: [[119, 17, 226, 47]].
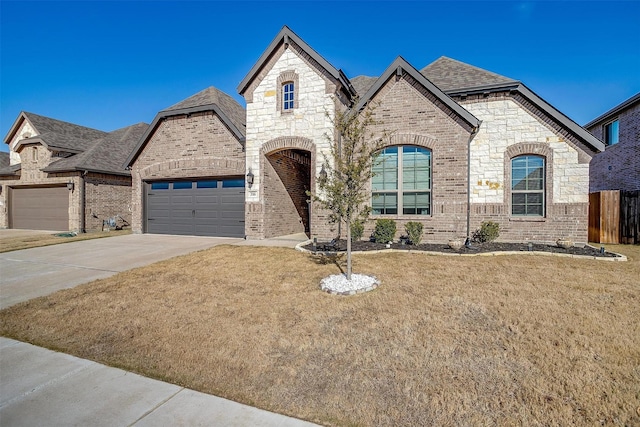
[[66, 181, 74, 191], [246, 170, 254, 189], [319, 164, 327, 181]]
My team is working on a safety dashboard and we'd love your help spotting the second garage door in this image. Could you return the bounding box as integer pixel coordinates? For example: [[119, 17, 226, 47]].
[[10, 186, 69, 231], [145, 178, 245, 237]]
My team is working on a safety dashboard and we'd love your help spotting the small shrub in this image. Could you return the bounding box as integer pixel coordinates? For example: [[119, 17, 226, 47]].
[[473, 221, 500, 243], [373, 219, 396, 243], [350, 220, 364, 241], [405, 221, 424, 245]]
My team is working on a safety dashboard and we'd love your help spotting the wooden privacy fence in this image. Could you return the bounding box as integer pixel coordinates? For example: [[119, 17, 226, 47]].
[[589, 190, 640, 244]]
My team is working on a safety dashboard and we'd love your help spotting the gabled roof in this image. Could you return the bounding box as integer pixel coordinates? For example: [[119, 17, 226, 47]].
[[5, 112, 107, 153], [417, 57, 604, 153], [237, 25, 355, 99], [43, 123, 149, 176], [584, 92, 640, 128], [355, 56, 481, 131], [125, 87, 246, 168], [421, 56, 517, 92]]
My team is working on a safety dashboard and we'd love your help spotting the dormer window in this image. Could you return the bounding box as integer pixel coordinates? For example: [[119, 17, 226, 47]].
[[283, 82, 295, 111]]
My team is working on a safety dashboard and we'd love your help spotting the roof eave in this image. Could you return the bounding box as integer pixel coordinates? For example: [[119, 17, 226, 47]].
[[125, 104, 246, 168], [517, 84, 605, 153], [584, 92, 640, 128], [447, 82, 605, 153], [355, 56, 480, 130], [41, 164, 131, 176], [237, 26, 350, 99], [3, 112, 31, 145]]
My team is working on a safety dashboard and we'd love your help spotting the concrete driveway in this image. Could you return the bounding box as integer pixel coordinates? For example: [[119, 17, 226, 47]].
[[0, 231, 316, 427], [0, 233, 243, 309]]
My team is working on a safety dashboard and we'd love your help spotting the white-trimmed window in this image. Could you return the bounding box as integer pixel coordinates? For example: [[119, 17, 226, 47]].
[[604, 120, 619, 146], [372, 146, 431, 215], [283, 82, 294, 111], [511, 155, 545, 216]]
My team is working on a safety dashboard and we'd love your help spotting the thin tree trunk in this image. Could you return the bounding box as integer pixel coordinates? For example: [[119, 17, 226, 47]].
[[346, 218, 352, 280]]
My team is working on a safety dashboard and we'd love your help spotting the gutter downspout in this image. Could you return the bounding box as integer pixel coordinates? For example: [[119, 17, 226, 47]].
[[466, 122, 481, 246], [81, 170, 88, 233]]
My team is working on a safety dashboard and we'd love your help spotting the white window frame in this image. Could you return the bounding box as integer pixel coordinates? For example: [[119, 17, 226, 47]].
[[282, 82, 294, 111]]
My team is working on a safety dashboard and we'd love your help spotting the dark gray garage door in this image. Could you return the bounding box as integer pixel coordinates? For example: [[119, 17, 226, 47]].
[[10, 186, 69, 231], [145, 179, 245, 237]]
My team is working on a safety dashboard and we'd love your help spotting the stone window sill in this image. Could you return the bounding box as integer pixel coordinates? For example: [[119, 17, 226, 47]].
[[509, 217, 546, 223]]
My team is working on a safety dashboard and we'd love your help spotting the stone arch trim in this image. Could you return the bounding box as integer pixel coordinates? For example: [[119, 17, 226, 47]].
[[261, 136, 315, 155], [505, 141, 553, 160], [504, 141, 554, 214], [138, 157, 245, 180], [387, 133, 438, 150]]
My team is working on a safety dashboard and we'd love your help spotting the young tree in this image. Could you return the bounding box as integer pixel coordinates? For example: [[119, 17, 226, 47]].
[[311, 102, 387, 280]]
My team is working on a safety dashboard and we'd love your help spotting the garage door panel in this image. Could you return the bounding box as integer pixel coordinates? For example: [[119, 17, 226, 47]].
[[145, 179, 244, 237], [196, 211, 218, 219], [171, 195, 194, 204], [11, 187, 69, 231], [195, 195, 218, 204]]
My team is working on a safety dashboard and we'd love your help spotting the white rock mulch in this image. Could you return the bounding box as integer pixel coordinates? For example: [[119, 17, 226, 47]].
[[320, 273, 380, 296]]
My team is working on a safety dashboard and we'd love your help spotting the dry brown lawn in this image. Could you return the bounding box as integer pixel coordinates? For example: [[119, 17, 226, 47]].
[[2, 244, 639, 426], [0, 229, 131, 253]]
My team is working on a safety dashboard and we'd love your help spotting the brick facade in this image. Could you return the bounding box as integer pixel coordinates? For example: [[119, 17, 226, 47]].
[[83, 173, 132, 231], [587, 98, 640, 192], [361, 73, 474, 242], [130, 111, 245, 234]]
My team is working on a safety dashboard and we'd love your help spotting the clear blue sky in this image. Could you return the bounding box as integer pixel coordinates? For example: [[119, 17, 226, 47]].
[[1, 1, 639, 152]]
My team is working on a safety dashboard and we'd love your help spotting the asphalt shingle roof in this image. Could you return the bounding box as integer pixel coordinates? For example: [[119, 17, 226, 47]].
[[0, 152, 9, 169], [350, 75, 378, 98], [43, 123, 149, 175], [164, 87, 246, 136], [420, 56, 517, 92], [21, 112, 107, 152]]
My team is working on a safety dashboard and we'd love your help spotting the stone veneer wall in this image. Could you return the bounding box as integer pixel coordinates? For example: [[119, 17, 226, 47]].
[[8, 121, 37, 165], [460, 94, 592, 243], [359, 73, 474, 243], [130, 112, 245, 234], [83, 173, 132, 231], [244, 43, 345, 240], [587, 101, 640, 192]]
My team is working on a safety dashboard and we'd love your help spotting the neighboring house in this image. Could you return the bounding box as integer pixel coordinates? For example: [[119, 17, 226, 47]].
[[1, 112, 148, 231], [129, 26, 603, 243], [585, 93, 640, 192]]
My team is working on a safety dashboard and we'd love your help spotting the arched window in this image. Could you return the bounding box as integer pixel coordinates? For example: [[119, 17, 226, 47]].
[[372, 146, 431, 215], [282, 82, 294, 111], [511, 155, 545, 216]]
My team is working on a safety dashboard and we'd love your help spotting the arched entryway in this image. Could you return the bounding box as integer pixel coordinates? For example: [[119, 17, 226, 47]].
[[261, 137, 315, 238]]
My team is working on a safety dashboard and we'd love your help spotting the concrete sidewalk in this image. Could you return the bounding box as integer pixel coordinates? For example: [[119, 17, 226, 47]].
[[0, 338, 318, 427]]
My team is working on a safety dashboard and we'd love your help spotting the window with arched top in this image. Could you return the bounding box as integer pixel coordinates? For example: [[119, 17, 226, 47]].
[[372, 146, 431, 215], [511, 155, 545, 216]]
